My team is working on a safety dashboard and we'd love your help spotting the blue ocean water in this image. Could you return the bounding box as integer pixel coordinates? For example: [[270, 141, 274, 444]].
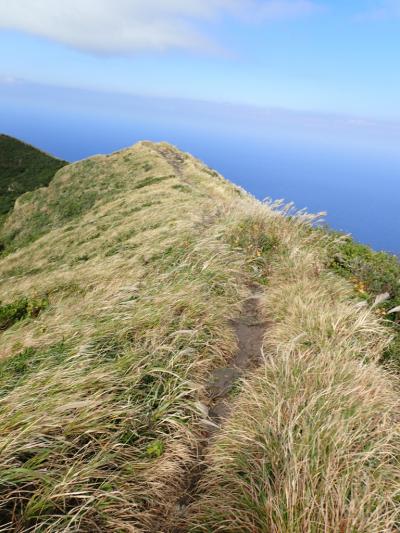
[[1, 87, 398, 254]]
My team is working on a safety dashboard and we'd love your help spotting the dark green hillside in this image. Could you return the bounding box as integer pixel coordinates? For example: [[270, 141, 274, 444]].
[[0, 134, 67, 217]]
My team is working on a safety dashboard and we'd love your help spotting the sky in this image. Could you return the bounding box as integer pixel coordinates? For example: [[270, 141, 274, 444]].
[[1, 0, 400, 119]]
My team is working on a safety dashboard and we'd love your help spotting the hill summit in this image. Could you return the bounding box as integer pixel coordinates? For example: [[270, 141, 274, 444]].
[[0, 141, 399, 531]]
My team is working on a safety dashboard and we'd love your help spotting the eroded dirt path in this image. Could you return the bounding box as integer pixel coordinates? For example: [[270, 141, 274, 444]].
[[207, 285, 267, 427], [170, 285, 267, 531], [152, 143, 187, 177]]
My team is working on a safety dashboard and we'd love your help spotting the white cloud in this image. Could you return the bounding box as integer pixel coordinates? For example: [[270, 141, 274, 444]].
[[0, 0, 320, 55]]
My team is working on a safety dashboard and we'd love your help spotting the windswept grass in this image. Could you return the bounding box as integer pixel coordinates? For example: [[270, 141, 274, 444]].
[[188, 203, 400, 532], [0, 142, 252, 531], [0, 238, 243, 530], [0, 142, 399, 531]]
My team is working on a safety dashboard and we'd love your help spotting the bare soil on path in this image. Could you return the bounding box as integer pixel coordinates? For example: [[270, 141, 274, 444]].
[[170, 285, 268, 531]]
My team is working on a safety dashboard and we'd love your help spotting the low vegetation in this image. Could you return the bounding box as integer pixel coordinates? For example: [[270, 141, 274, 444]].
[[0, 141, 398, 531], [0, 134, 67, 218], [0, 296, 48, 331], [189, 208, 399, 531], [327, 234, 400, 369]]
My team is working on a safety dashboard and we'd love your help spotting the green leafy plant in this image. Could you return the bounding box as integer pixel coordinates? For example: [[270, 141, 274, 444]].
[[327, 233, 400, 368], [0, 296, 48, 331], [145, 439, 165, 458]]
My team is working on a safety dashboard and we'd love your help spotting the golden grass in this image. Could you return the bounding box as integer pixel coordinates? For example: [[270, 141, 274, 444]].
[[188, 204, 400, 532], [0, 143, 254, 530], [0, 143, 399, 531]]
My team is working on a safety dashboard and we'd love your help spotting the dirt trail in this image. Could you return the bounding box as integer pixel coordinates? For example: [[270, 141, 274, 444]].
[[207, 285, 267, 427], [152, 144, 187, 177], [170, 285, 267, 531]]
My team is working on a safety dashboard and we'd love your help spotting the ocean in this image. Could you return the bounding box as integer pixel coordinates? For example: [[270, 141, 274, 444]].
[[1, 84, 398, 255]]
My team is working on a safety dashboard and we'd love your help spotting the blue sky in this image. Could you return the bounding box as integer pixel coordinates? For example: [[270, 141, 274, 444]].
[[1, 0, 400, 119]]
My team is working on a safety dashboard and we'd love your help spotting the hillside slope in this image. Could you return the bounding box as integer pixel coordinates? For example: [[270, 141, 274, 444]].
[[0, 134, 67, 219], [0, 142, 399, 532]]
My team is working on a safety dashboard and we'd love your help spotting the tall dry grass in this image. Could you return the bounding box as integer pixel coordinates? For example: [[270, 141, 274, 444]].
[[188, 203, 400, 532], [0, 143, 399, 531], [0, 143, 251, 530]]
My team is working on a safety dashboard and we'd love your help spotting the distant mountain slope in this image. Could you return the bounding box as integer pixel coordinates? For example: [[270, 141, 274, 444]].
[[0, 134, 67, 217], [0, 141, 399, 532]]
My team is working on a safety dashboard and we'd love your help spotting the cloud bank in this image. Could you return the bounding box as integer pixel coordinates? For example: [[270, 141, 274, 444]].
[[0, 0, 320, 54]]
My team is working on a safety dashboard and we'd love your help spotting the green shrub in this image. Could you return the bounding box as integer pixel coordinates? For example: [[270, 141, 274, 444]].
[[0, 297, 48, 331], [328, 235, 400, 312], [327, 234, 400, 369], [145, 439, 164, 458]]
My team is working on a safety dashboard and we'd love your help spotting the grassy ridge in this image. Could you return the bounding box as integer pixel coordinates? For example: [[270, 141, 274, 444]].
[[0, 142, 248, 530], [0, 134, 67, 219], [0, 142, 399, 531]]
